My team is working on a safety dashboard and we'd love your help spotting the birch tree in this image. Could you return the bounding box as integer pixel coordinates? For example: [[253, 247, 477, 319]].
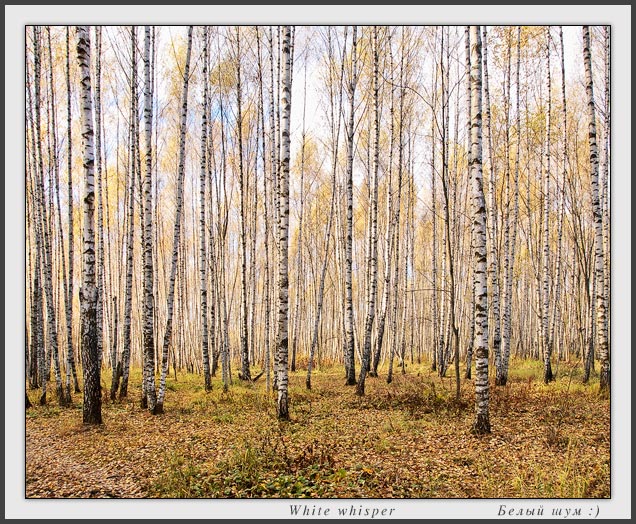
[[481, 27, 502, 381], [307, 27, 344, 390], [541, 28, 554, 384], [141, 26, 157, 411], [118, 27, 138, 399], [582, 25, 609, 393], [343, 26, 359, 386], [499, 27, 522, 386], [156, 26, 193, 413], [235, 27, 251, 382], [65, 27, 80, 397], [33, 27, 64, 405], [469, 26, 490, 434], [199, 27, 212, 391], [76, 25, 102, 424], [356, 26, 381, 397], [276, 25, 292, 419]]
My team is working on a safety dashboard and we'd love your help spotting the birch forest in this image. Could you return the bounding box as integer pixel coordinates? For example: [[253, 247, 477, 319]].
[[25, 25, 610, 499]]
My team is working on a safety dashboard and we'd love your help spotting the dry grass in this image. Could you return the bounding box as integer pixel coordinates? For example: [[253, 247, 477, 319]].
[[25, 360, 610, 498]]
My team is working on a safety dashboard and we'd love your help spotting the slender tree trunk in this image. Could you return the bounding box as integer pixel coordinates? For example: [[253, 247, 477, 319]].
[[65, 27, 80, 395], [156, 26, 193, 413], [141, 26, 157, 412], [343, 26, 358, 386], [214, 31, 231, 390], [255, 28, 272, 392], [199, 27, 212, 391], [234, 28, 251, 382], [356, 27, 381, 396], [269, 27, 280, 392], [601, 26, 610, 356], [33, 27, 64, 405], [542, 28, 554, 384], [76, 26, 102, 424], [372, 33, 395, 378], [437, 28, 449, 378], [582, 26, 609, 392], [46, 28, 70, 406], [307, 27, 345, 390], [549, 27, 568, 365], [276, 25, 292, 419], [291, 54, 308, 374], [469, 26, 490, 434], [431, 29, 439, 372], [386, 34, 406, 384], [119, 27, 138, 399], [500, 27, 522, 385], [464, 26, 474, 381], [94, 27, 105, 377], [481, 27, 502, 381]]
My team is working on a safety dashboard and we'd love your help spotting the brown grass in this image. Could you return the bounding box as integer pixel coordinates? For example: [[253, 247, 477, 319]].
[[25, 360, 610, 498]]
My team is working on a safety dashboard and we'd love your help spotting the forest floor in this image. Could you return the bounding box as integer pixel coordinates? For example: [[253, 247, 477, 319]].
[[25, 359, 610, 499]]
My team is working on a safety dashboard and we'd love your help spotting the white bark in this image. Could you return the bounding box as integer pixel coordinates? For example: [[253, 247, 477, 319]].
[[500, 27, 522, 385], [469, 26, 490, 434], [356, 26, 381, 396], [76, 25, 102, 424], [542, 28, 553, 384], [156, 26, 193, 411], [481, 27, 502, 379], [142, 26, 157, 411], [583, 26, 609, 391], [276, 25, 292, 419], [344, 26, 358, 386], [199, 27, 212, 391]]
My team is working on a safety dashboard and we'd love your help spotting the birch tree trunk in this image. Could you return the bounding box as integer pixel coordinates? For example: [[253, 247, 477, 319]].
[[372, 32, 395, 379], [548, 27, 567, 367], [276, 25, 292, 419], [26, 57, 41, 393], [76, 25, 102, 424], [499, 27, 522, 385], [255, 28, 272, 391], [386, 32, 406, 384], [291, 54, 308, 374], [215, 30, 231, 390], [481, 27, 502, 380], [156, 26, 193, 413], [33, 27, 64, 405], [469, 26, 490, 434], [464, 26, 474, 381], [542, 28, 554, 384], [199, 27, 212, 391], [601, 26, 610, 355], [356, 26, 381, 396], [235, 27, 251, 382], [119, 27, 137, 399], [582, 25, 609, 393], [430, 28, 439, 372], [307, 27, 344, 390], [141, 26, 157, 411], [269, 27, 280, 392], [94, 27, 105, 376], [46, 27, 69, 406], [65, 27, 80, 396], [343, 25, 358, 386]]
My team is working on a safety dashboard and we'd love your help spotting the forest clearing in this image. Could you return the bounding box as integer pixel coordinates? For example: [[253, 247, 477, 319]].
[[26, 361, 610, 499], [23, 22, 615, 504]]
